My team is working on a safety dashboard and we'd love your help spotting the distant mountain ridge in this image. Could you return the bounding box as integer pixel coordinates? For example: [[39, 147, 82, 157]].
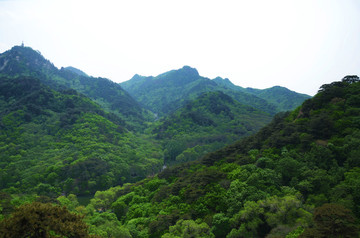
[[248, 86, 311, 111], [121, 66, 310, 116], [212, 76, 311, 112]]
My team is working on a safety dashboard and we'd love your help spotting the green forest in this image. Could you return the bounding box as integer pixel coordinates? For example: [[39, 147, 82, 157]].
[[0, 46, 359, 237]]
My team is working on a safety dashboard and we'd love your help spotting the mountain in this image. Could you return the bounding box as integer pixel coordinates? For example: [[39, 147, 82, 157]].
[[0, 46, 150, 130], [153, 91, 272, 165], [80, 76, 360, 237], [122, 67, 310, 117], [213, 76, 311, 112], [0, 46, 277, 198], [121, 66, 218, 116], [0, 75, 163, 196], [121, 66, 285, 116]]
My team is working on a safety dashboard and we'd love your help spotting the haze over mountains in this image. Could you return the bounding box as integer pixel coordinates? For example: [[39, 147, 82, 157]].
[[3, 45, 359, 237]]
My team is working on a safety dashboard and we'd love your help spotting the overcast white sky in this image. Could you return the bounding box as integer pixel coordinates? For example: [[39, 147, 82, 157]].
[[1, 0, 360, 95]]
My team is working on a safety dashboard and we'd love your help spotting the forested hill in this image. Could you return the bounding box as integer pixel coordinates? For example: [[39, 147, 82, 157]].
[[0, 46, 150, 130], [77, 76, 360, 237], [153, 91, 272, 165], [121, 66, 310, 116], [0, 75, 164, 196]]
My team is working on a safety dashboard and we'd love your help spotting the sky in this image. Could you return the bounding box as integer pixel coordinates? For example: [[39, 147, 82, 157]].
[[1, 0, 360, 95]]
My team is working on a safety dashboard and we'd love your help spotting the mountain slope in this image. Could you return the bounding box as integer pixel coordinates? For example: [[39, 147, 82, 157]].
[[0, 75, 163, 196], [84, 76, 360, 237], [121, 66, 281, 116], [0, 46, 150, 130], [57, 68, 151, 129], [153, 91, 272, 165]]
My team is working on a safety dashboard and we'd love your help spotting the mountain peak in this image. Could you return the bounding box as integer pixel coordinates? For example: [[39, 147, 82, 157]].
[[0, 45, 55, 75], [178, 66, 199, 77], [8, 45, 45, 60], [130, 74, 149, 81], [213, 76, 233, 85], [154, 66, 201, 86], [63, 66, 88, 77]]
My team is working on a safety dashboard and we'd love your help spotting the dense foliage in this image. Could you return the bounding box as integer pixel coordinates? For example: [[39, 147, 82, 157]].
[[1, 45, 357, 238], [0, 201, 95, 238], [153, 91, 272, 165], [0, 76, 163, 195], [47, 76, 358, 237]]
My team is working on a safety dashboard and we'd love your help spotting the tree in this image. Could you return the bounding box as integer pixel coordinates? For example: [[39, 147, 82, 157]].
[[300, 203, 359, 238], [0, 202, 93, 238], [86, 212, 131, 238], [162, 219, 215, 238], [229, 201, 267, 237], [211, 213, 231, 238], [111, 199, 128, 221], [89, 189, 117, 212], [338, 168, 360, 217]]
